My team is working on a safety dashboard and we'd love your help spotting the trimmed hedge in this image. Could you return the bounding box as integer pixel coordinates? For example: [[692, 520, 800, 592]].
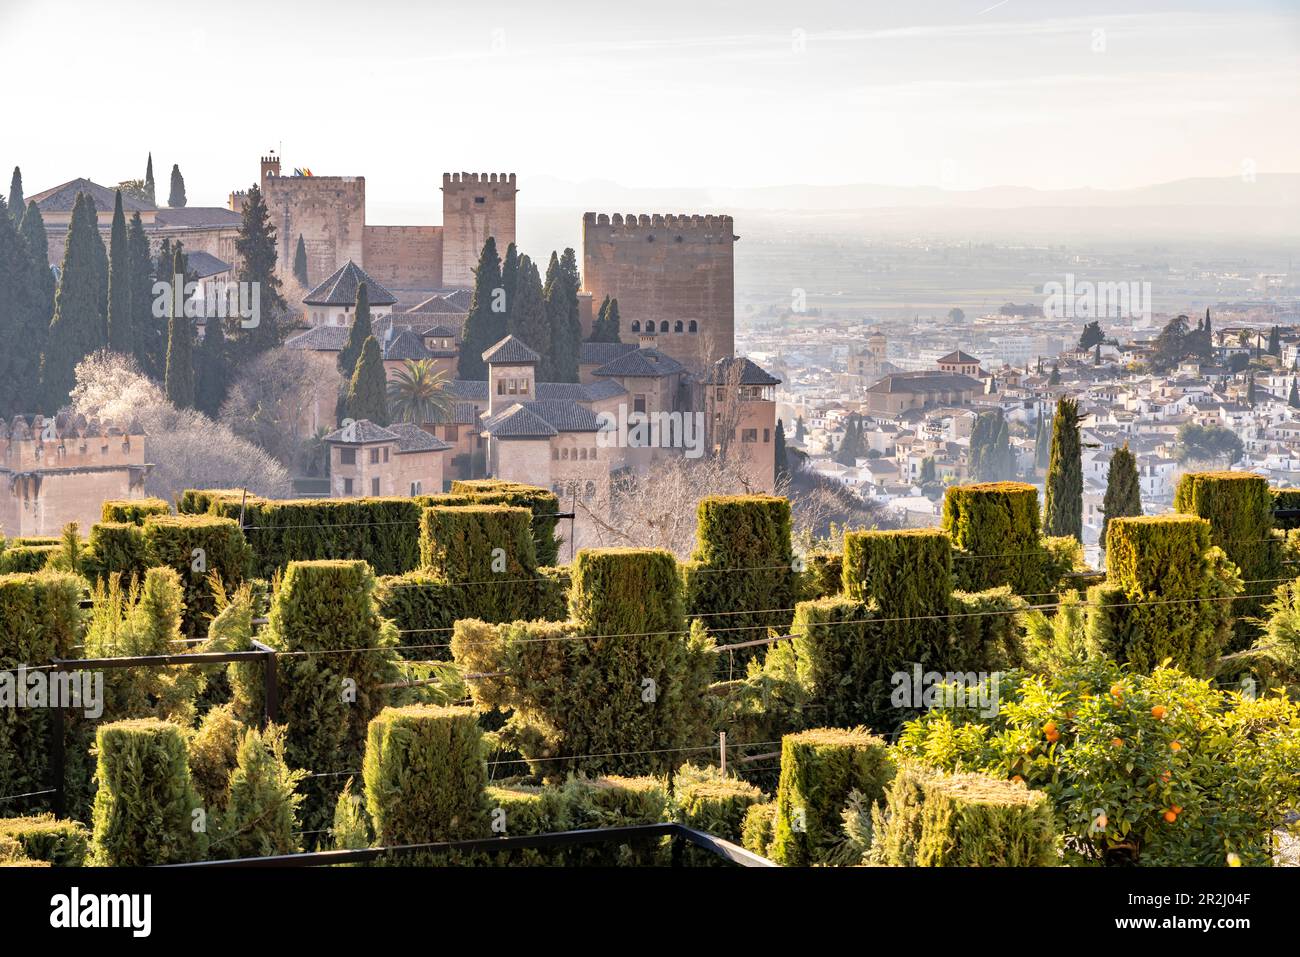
[[449, 479, 562, 567], [943, 482, 1066, 595], [867, 764, 1057, 866], [684, 495, 799, 662], [803, 550, 843, 600], [453, 548, 715, 779], [741, 801, 777, 857], [670, 764, 766, 845], [142, 515, 251, 639], [556, 774, 670, 866], [1272, 487, 1300, 530], [362, 705, 489, 848], [88, 718, 208, 865], [769, 727, 894, 866], [87, 522, 150, 583], [419, 505, 538, 621], [0, 815, 89, 866], [231, 560, 398, 838], [102, 498, 170, 524], [1088, 515, 1238, 675], [0, 571, 85, 814], [0, 543, 57, 574]]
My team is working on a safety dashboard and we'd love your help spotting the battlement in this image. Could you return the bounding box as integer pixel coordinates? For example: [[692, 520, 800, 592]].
[[1, 414, 146, 472], [584, 212, 736, 238], [442, 172, 517, 188]]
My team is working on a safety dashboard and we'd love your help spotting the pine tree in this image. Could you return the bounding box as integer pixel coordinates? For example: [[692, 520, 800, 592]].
[[775, 418, 789, 484], [232, 185, 285, 357], [500, 242, 519, 331], [168, 164, 187, 208], [6, 167, 21, 222], [1078, 320, 1104, 350], [345, 336, 388, 425], [126, 211, 161, 377], [1100, 443, 1141, 550], [292, 234, 308, 288], [506, 255, 550, 378], [42, 192, 107, 410], [1043, 396, 1082, 541], [106, 190, 133, 355], [337, 282, 372, 377], [457, 237, 503, 380], [164, 247, 195, 408], [194, 315, 229, 417], [144, 153, 156, 206]]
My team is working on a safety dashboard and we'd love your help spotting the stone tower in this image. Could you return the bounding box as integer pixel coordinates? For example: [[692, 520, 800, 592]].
[[441, 173, 517, 290], [582, 212, 737, 373]]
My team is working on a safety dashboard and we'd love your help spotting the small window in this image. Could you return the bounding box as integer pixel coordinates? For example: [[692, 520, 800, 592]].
[[371, 477, 381, 496], [742, 429, 757, 443], [340, 448, 356, 466], [343, 478, 354, 495], [634, 394, 647, 414], [474, 196, 486, 204], [689, 321, 698, 333], [763, 429, 770, 443], [497, 380, 506, 395], [659, 321, 669, 333], [631, 320, 641, 332], [383, 448, 389, 463], [370, 448, 380, 464], [520, 379, 529, 394], [674, 321, 683, 333], [410, 481, 422, 495]]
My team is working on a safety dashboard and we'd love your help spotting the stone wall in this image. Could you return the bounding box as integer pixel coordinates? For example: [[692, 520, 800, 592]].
[[441, 173, 517, 290], [363, 225, 443, 291]]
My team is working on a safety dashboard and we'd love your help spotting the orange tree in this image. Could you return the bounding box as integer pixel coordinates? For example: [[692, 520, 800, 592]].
[[895, 658, 1300, 866]]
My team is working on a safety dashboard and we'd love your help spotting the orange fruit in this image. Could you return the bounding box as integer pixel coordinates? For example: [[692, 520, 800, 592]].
[[1044, 721, 1060, 743], [1170, 740, 1182, 751], [1011, 775, 1024, 784], [1172, 805, 1182, 814], [1151, 705, 1167, 719], [1161, 771, 1172, 782], [1111, 737, 1124, 748], [1110, 684, 1124, 698], [1164, 810, 1178, 823]]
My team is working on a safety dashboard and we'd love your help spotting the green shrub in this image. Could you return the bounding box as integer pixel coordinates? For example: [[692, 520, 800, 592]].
[[769, 727, 894, 866], [1271, 487, 1300, 530], [535, 565, 571, 620], [741, 801, 776, 857], [866, 764, 1057, 866], [86, 521, 149, 582], [803, 550, 842, 600], [555, 774, 670, 866], [670, 764, 765, 844], [0, 571, 85, 814], [213, 724, 306, 859], [142, 514, 251, 639], [943, 482, 1052, 594], [453, 548, 716, 780], [0, 815, 90, 866], [362, 705, 489, 848], [419, 504, 537, 609], [330, 779, 371, 851], [187, 703, 245, 811], [896, 660, 1300, 866], [684, 495, 798, 662], [231, 560, 398, 838], [842, 529, 952, 662], [1089, 515, 1239, 675], [0, 544, 58, 574], [88, 718, 208, 865], [102, 498, 170, 524], [949, 586, 1027, 673]]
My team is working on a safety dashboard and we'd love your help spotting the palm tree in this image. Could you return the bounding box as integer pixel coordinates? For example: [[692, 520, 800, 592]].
[[386, 359, 454, 424]]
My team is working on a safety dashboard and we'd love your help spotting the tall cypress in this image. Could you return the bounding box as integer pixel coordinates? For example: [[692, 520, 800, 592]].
[[345, 336, 388, 425], [500, 242, 519, 332], [774, 418, 789, 484], [507, 255, 550, 380], [106, 190, 133, 354], [232, 184, 286, 358], [195, 315, 229, 417], [1100, 443, 1141, 550], [457, 236, 502, 381], [168, 164, 187, 208], [0, 197, 37, 415], [337, 282, 372, 377], [589, 295, 611, 343], [292, 234, 308, 288], [6, 167, 21, 222], [164, 247, 195, 408], [126, 211, 159, 377], [544, 247, 582, 383], [18, 201, 53, 377], [1043, 396, 1082, 541], [144, 153, 156, 206], [42, 192, 107, 411]]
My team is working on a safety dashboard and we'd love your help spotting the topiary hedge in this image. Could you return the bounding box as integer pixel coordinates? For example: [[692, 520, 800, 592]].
[[683, 495, 799, 662], [769, 727, 894, 866], [142, 515, 251, 639], [362, 705, 489, 850], [943, 482, 1077, 595], [866, 764, 1057, 866], [86, 522, 150, 583], [231, 560, 398, 838], [448, 479, 562, 567], [88, 718, 208, 865], [453, 548, 716, 780], [0, 571, 85, 815], [0, 815, 90, 866], [670, 764, 766, 846], [0, 543, 58, 574], [418, 505, 538, 621], [741, 801, 777, 857], [1271, 487, 1300, 530], [1088, 515, 1239, 675], [102, 498, 170, 525]]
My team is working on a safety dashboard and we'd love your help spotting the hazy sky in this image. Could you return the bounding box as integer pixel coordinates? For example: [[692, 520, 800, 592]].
[[2, 0, 1297, 221]]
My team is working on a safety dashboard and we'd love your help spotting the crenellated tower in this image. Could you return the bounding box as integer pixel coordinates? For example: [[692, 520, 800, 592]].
[[441, 172, 518, 290]]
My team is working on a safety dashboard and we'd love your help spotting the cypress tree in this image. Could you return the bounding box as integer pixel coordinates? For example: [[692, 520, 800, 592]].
[[545, 247, 583, 383], [232, 184, 286, 358], [1247, 374, 1256, 407], [106, 190, 133, 355], [1289, 379, 1299, 410], [589, 295, 611, 342], [456, 236, 502, 381], [164, 247, 195, 408], [42, 192, 107, 411], [0, 197, 35, 415], [194, 315, 229, 417], [126, 211, 160, 377], [144, 153, 156, 206], [605, 298, 621, 343], [775, 418, 789, 484], [337, 282, 372, 377], [1033, 405, 1051, 471], [17, 201, 53, 398], [292, 234, 308, 288], [6, 167, 21, 222], [506, 255, 550, 378], [1048, 363, 1061, 385], [794, 416, 806, 442], [1043, 396, 1082, 541], [1100, 443, 1141, 550], [500, 242, 519, 330], [1268, 325, 1281, 357], [345, 336, 388, 425], [168, 164, 187, 208]]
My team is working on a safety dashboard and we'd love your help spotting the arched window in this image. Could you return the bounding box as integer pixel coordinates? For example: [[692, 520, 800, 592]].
[[561, 448, 569, 460], [579, 448, 587, 460], [631, 320, 641, 332], [659, 321, 669, 333], [688, 320, 698, 333], [674, 321, 683, 333]]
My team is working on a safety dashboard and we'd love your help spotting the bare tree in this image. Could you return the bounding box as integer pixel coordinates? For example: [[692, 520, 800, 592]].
[[219, 347, 336, 471]]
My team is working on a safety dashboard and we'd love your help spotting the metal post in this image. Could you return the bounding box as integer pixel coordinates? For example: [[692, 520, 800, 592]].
[[719, 731, 727, 775], [253, 642, 279, 727]]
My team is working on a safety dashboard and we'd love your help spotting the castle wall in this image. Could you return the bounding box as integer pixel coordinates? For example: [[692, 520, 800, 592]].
[[260, 173, 366, 286], [441, 173, 517, 290], [582, 213, 736, 373], [0, 432, 147, 537], [363, 225, 443, 291]]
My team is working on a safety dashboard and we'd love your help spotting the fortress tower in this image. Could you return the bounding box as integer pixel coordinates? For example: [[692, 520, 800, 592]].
[[582, 213, 737, 372], [441, 173, 517, 289]]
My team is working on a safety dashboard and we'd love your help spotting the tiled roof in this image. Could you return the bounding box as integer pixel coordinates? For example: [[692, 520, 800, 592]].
[[451, 402, 481, 425], [405, 295, 466, 315], [867, 372, 982, 395], [580, 341, 637, 366], [29, 178, 152, 214], [706, 356, 781, 386], [304, 261, 399, 307], [592, 348, 685, 379], [285, 325, 350, 351], [483, 335, 540, 365], [522, 401, 604, 432], [443, 289, 473, 309], [452, 379, 488, 400], [580, 379, 627, 401], [384, 329, 432, 361], [322, 419, 399, 444], [183, 250, 231, 279], [482, 399, 605, 437], [481, 404, 558, 438], [387, 422, 451, 453], [535, 383, 588, 402], [938, 350, 980, 364], [152, 207, 242, 229], [420, 325, 457, 338]]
